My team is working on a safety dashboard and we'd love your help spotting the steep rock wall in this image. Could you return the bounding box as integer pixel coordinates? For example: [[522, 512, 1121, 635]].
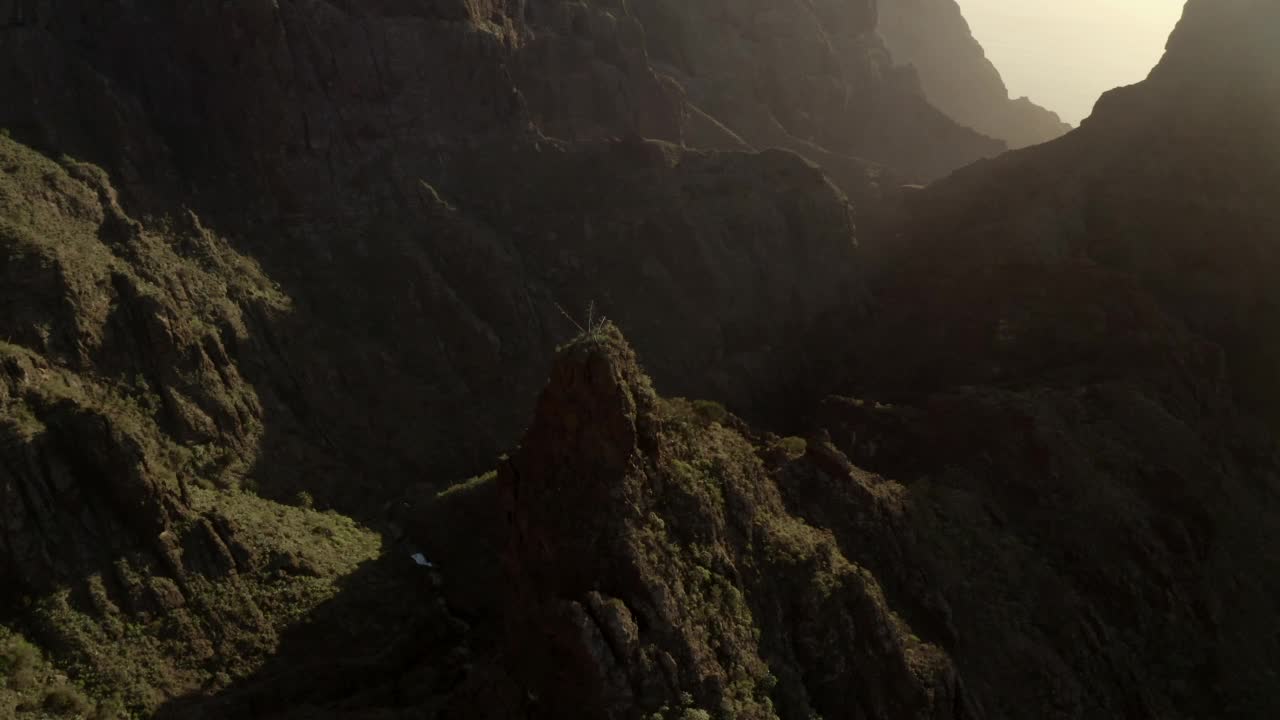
[[878, 0, 1071, 148]]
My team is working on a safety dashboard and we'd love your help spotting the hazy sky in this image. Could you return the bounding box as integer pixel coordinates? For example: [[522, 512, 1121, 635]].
[[958, 0, 1186, 125]]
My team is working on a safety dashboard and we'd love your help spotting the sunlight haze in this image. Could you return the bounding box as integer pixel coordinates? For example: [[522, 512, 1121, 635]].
[[958, 0, 1185, 125]]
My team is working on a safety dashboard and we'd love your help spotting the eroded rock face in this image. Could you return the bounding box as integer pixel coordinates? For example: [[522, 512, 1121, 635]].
[[877, 0, 1071, 149]]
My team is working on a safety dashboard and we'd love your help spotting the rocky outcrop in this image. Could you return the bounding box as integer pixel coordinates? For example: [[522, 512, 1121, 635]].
[[497, 326, 974, 720], [878, 0, 1071, 148]]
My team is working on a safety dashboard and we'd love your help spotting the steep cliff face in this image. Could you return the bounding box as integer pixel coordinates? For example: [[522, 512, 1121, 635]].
[[0, 0, 1002, 202], [630, 0, 1004, 182], [877, 0, 1071, 148], [513, 0, 687, 143]]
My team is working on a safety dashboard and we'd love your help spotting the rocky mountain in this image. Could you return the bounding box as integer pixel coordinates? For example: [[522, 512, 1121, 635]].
[[878, 0, 1072, 148], [0, 0, 1018, 509], [495, 327, 974, 720], [0, 0, 886, 510], [4, 0, 1280, 718], [0, 0, 992, 714]]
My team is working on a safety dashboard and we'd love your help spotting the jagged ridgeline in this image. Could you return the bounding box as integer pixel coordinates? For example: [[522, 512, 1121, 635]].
[[2, 0, 1280, 718]]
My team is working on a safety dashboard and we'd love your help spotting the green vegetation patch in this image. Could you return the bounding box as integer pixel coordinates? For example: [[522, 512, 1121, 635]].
[[0, 625, 119, 719], [21, 487, 382, 715], [660, 397, 731, 429]]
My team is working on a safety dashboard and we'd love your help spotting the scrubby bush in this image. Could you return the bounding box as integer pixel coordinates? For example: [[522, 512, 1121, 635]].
[[90, 693, 129, 720], [0, 631, 40, 690], [42, 685, 93, 716], [661, 398, 732, 429], [776, 436, 807, 457], [690, 400, 728, 426]]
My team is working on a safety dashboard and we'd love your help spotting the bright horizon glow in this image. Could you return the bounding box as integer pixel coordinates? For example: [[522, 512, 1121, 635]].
[[958, 0, 1186, 126]]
